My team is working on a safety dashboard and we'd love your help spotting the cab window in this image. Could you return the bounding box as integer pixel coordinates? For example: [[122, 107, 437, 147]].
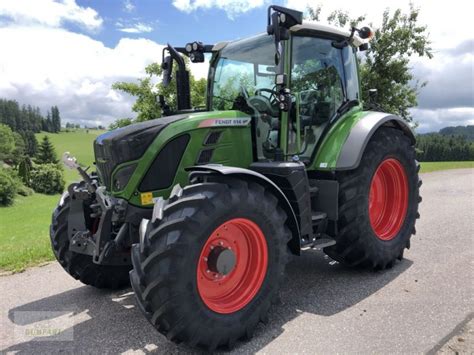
[[290, 35, 346, 159]]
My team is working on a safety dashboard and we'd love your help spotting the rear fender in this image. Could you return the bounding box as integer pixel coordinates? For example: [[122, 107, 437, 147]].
[[186, 165, 301, 255], [336, 112, 415, 170], [313, 111, 415, 171]]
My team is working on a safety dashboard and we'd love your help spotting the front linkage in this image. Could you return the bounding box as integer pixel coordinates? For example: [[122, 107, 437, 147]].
[[57, 153, 150, 268]]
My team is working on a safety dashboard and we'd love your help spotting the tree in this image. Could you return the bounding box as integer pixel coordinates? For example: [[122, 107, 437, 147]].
[[0, 124, 15, 161], [21, 130, 38, 156], [10, 132, 26, 166], [109, 118, 133, 130], [305, 5, 432, 123], [113, 60, 207, 122], [36, 136, 58, 164], [18, 156, 33, 185], [51, 106, 61, 133]]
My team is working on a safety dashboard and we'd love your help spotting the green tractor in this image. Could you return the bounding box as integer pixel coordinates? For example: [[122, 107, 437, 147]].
[[51, 5, 421, 350]]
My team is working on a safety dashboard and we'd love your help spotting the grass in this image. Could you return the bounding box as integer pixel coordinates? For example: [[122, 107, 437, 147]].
[[420, 161, 474, 173], [0, 194, 59, 272], [35, 129, 103, 184], [1, 129, 473, 273], [0, 130, 102, 272]]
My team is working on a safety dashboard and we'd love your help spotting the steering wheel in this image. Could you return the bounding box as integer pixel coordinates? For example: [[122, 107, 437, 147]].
[[255, 88, 279, 105], [246, 88, 279, 118]]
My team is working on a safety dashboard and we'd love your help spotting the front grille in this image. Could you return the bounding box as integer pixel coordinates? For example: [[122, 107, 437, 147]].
[[94, 142, 115, 190]]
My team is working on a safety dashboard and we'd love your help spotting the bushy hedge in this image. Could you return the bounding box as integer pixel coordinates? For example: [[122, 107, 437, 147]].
[[30, 164, 65, 194], [0, 168, 18, 206]]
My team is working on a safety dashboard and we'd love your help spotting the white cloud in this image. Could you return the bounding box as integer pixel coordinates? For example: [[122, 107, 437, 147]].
[[123, 0, 135, 13], [172, 0, 266, 19], [0, 0, 103, 31], [118, 22, 153, 33], [0, 26, 166, 126], [411, 107, 474, 133]]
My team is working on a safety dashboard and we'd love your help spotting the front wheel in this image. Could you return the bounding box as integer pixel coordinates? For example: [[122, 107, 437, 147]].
[[324, 127, 421, 269], [130, 177, 291, 351], [50, 189, 131, 289]]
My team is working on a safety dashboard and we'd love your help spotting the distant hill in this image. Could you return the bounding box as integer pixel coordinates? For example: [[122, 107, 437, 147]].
[[416, 125, 474, 162], [437, 125, 474, 141]]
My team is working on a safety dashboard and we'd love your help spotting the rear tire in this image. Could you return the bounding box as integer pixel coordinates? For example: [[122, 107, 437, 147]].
[[324, 127, 421, 269], [50, 190, 131, 289], [130, 177, 291, 351]]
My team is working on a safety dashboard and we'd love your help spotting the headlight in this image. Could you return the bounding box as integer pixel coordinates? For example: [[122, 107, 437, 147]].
[[113, 163, 137, 191]]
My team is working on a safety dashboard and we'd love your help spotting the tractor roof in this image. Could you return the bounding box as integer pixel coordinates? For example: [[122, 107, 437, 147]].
[[212, 21, 364, 52], [291, 21, 364, 47]]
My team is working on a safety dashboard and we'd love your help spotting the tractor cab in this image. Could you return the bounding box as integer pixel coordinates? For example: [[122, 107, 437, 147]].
[[207, 26, 364, 163], [161, 5, 371, 167]]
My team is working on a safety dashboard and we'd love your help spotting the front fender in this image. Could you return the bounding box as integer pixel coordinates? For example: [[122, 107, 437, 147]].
[[186, 164, 301, 255]]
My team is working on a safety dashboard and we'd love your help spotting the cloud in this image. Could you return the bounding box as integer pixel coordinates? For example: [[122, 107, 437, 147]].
[[123, 0, 135, 13], [172, 0, 266, 19], [0, 26, 166, 126], [0, 0, 103, 31], [117, 22, 153, 33], [411, 107, 474, 133], [413, 55, 474, 110]]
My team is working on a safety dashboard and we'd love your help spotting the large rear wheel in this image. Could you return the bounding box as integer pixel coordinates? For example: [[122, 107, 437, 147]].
[[324, 127, 421, 269], [130, 177, 291, 351]]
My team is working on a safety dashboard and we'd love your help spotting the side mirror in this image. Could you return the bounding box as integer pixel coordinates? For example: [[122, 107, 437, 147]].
[[267, 5, 303, 65], [161, 55, 173, 88]]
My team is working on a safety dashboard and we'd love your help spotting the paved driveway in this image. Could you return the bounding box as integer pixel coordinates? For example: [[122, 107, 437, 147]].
[[1, 169, 473, 354]]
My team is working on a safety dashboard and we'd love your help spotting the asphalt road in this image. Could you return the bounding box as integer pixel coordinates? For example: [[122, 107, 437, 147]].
[[1, 168, 473, 354]]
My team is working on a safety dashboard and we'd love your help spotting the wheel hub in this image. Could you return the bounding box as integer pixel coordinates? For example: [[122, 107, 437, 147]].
[[206, 246, 236, 275], [369, 158, 409, 241], [197, 218, 268, 314]]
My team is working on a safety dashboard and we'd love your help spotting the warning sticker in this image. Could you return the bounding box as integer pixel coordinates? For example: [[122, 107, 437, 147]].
[[140, 192, 154, 205], [198, 117, 251, 128]]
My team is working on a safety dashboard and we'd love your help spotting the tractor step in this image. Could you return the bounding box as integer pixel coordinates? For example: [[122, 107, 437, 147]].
[[301, 235, 336, 250]]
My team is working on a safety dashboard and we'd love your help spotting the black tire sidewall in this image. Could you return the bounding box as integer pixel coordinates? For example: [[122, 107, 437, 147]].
[[178, 202, 285, 322]]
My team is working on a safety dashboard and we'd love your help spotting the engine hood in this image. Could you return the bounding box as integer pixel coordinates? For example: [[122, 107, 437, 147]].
[[94, 113, 189, 189]]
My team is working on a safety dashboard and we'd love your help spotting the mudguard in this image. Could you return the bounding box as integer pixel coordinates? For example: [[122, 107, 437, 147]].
[[313, 110, 416, 171], [186, 164, 302, 254]]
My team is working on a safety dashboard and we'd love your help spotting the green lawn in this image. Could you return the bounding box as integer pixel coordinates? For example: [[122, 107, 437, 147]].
[[35, 129, 103, 184], [0, 193, 59, 272], [1, 129, 473, 273], [420, 161, 474, 173], [0, 130, 102, 272]]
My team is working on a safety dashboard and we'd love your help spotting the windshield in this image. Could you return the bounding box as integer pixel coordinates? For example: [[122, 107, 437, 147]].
[[211, 34, 275, 111]]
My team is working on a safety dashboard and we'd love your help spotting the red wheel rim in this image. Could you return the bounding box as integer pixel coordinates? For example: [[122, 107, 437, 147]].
[[369, 158, 409, 241], [197, 218, 268, 314]]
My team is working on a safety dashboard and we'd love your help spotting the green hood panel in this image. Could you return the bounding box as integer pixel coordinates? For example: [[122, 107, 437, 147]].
[[108, 110, 253, 206]]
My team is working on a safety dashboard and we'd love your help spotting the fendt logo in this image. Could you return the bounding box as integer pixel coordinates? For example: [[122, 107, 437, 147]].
[[198, 117, 251, 128]]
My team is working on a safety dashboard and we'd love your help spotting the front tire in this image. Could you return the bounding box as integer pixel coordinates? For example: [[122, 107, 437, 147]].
[[50, 190, 131, 289], [324, 127, 421, 269], [130, 177, 291, 350]]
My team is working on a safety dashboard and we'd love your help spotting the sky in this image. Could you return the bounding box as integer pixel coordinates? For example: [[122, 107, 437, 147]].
[[0, 0, 472, 132]]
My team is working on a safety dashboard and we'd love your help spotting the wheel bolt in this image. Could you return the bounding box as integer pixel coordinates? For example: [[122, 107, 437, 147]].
[[210, 245, 214, 250], [219, 241, 223, 246], [206, 269, 210, 273], [203, 257, 208, 262]]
